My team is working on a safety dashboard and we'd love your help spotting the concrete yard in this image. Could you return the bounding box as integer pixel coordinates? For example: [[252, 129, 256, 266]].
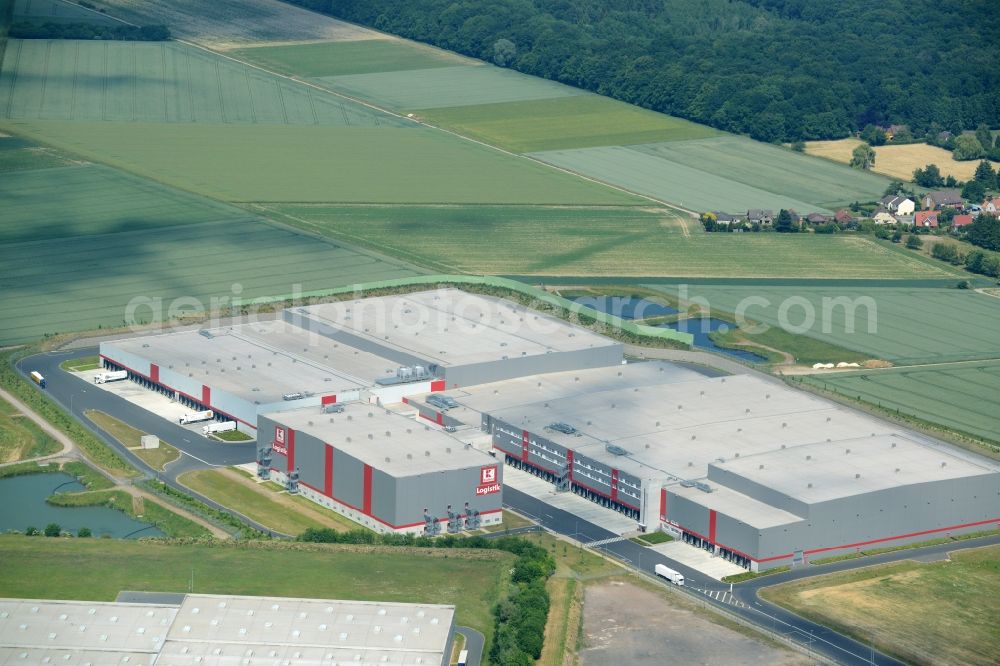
[[649, 541, 746, 581], [580, 581, 808, 666], [503, 464, 639, 535], [81, 369, 194, 430]]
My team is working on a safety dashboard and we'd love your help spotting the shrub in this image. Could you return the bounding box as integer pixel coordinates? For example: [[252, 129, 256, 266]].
[[44, 523, 61, 537], [78, 527, 92, 538]]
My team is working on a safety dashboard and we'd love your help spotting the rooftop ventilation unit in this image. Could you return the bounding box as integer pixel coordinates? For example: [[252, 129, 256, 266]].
[[695, 482, 713, 493], [282, 392, 304, 401], [198, 330, 213, 339], [680, 480, 696, 488], [605, 444, 629, 456], [548, 422, 577, 435]]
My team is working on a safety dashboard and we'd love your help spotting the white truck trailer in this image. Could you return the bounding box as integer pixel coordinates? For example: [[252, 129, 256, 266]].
[[179, 410, 214, 425], [93, 370, 128, 384], [655, 564, 685, 586], [202, 421, 237, 436]]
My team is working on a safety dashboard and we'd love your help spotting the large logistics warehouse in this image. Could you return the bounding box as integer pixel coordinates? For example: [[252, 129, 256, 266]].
[[259, 404, 503, 534], [429, 363, 1000, 570]]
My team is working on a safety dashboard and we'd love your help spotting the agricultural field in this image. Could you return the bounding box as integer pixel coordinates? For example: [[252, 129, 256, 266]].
[[4, 121, 638, 204], [533, 137, 894, 213], [648, 285, 1000, 364], [805, 138, 999, 182], [761, 545, 1000, 666], [13, 0, 119, 25], [232, 39, 467, 77], [85, 0, 382, 48], [0, 535, 511, 642], [0, 163, 250, 243], [418, 95, 718, 152], [0, 395, 61, 463], [318, 65, 583, 112], [798, 360, 1000, 443], [0, 133, 74, 172], [0, 39, 407, 126], [257, 203, 957, 278]]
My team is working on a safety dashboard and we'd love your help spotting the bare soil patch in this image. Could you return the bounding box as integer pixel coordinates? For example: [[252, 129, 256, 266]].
[[581, 581, 807, 666]]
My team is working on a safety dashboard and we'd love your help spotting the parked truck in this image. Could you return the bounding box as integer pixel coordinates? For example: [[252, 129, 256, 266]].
[[202, 421, 237, 436], [29, 371, 46, 388], [93, 370, 128, 384], [179, 410, 213, 425], [655, 564, 685, 586]]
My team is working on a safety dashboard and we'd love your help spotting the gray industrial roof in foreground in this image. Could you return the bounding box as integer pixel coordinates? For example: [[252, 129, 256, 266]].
[[265, 403, 491, 476], [291, 289, 618, 367], [0, 594, 454, 666]]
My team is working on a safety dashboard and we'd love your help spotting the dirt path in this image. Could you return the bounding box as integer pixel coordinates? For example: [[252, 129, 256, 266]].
[[0, 388, 230, 538]]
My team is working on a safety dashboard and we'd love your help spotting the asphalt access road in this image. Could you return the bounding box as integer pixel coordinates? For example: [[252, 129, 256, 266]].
[[504, 487, 912, 666], [455, 626, 484, 666], [22, 348, 256, 468]]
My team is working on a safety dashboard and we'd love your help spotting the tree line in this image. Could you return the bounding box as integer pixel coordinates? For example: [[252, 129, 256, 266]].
[[283, 0, 1000, 142], [299, 528, 554, 666], [9, 21, 170, 41]]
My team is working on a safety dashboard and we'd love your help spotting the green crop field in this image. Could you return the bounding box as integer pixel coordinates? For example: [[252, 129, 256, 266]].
[[232, 39, 464, 77], [0, 536, 511, 642], [648, 285, 1000, 364], [419, 95, 720, 152], [0, 164, 251, 243], [4, 121, 638, 204], [319, 65, 583, 111], [799, 361, 1000, 442], [0, 133, 74, 172], [0, 217, 420, 344], [14, 0, 119, 24], [257, 203, 953, 278], [533, 143, 828, 213], [631, 136, 894, 210], [0, 39, 406, 126]]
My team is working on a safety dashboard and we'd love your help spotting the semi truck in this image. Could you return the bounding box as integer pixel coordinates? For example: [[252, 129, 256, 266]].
[[29, 371, 46, 388], [93, 370, 128, 384], [179, 410, 213, 425], [655, 564, 685, 586], [203, 421, 237, 436], [457, 649, 468, 666]]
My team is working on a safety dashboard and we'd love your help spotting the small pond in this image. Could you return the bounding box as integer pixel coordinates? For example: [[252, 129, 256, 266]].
[[659, 317, 768, 363], [573, 296, 678, 320], [0, 472, 164, 538]]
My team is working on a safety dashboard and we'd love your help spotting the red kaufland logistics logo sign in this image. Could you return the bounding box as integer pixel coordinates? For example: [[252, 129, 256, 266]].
[[272, 426, 288, 456], [476, 465, 500, 496]]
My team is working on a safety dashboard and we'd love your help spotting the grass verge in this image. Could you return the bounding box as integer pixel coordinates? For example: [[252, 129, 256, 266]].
[[630, 531, 674, 546], [179, 468, 360, 537], [46, 489, 211, 539], [139, 479, 264, 539], [0, 535, 512, 643], [0, 394, 61, 462], [59, 355, 100, 372], [211, 429, 253, 442], [722, 566, 790, 584], [85, 409, 180, 471], [808, 529, 999, 566], [761, 545, 1000, 665]]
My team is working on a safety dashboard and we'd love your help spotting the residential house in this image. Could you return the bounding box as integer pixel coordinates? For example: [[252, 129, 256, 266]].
[[923, 190, 963, 210], [951, 214, 973, 229], [914, 211, 939, 228], [805, 213, 831, 225], [879, 195, 915, 215], [872, 210, 896, 225], [746, 209, 773, 225], [787, 210, 801, 224], [713, 212, 742, 225], [981, 197, 1000, 214], [834, 209, 854, 225]]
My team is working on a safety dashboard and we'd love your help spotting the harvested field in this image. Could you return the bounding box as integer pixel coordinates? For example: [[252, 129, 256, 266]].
[[418, 95, 717, 152], [799, 360, 1000, 442], [320, 65, 582, 112], [761, 545, 1000, 666], [258, 203, 953, 278], [805, 138, 999, 182], [4, 121, 638, 204], [232, 39, 468, 78], [581, 580, 806, 666], [85, 0, 382, 48], [0, 39, 405, 126], [649, 285, 999, 364]]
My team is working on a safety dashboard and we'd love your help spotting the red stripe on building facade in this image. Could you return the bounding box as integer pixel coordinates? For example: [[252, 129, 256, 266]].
[[521, 430, 529, 462], [201, 385, 211, 406], [324, 445, 333, 497], [149, 364, 159, 383], [610, 469, 619, 503], [287, 429, 295, 473], [708, 509, 717, 544], [363, 464, 373, 515], [660, 488, 667, 522], [321, 394, 337, 405], [435, 412, 443, 425], [430, 379, 445, 392], [566, 450, 574, 482]]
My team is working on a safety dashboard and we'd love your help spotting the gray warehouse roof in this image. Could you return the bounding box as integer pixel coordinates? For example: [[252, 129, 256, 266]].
[[291, 289, 619, 367], [0, 595, 454, 666], [266, 404, 493, 477], [105, 321, 399, 404]]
